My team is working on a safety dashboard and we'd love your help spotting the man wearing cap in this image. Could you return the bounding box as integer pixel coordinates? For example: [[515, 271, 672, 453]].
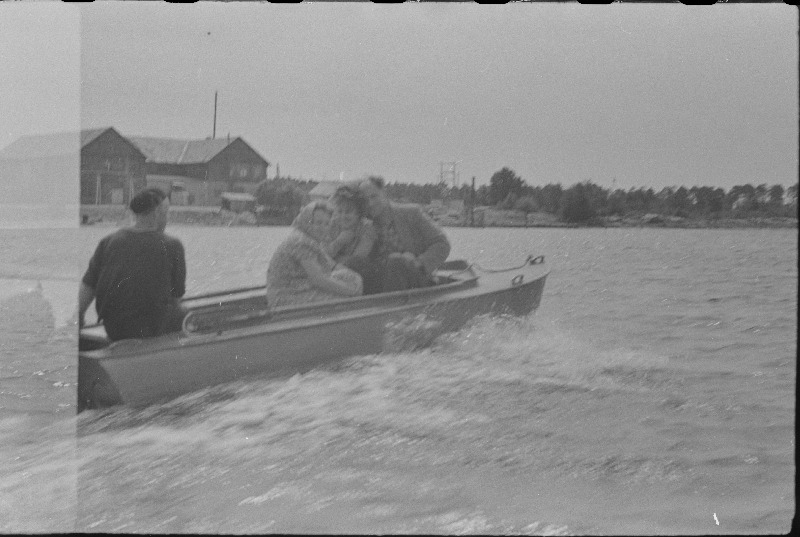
[[347, 176, 450, 293], [78, 188, 187, 341]]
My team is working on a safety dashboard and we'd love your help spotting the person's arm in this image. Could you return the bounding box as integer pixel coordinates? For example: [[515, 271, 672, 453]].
[[411, 207, 451, 273], [171, 239, 186, 298], [78, 282, 95, 327], [78, 237, 105, 327], [299, 257, 360, 296], [326, 229, 356, 258]]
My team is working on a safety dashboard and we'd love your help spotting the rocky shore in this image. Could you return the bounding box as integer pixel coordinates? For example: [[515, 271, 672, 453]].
[[453, 210, 798, 229], [598, 214, 798, 229]]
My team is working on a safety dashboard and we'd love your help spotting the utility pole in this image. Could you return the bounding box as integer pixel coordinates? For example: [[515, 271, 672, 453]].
[[213, 91, 218, 139], [470, 176, 476, 227]]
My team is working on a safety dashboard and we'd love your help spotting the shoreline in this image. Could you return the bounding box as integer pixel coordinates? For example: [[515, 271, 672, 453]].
[[78, 205, 798, 230], [460, 217, 798, 230]]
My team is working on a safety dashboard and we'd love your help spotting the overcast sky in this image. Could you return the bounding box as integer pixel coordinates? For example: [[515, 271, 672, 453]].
[[2, 2, 797, 191], [1, 3, 80, 149]]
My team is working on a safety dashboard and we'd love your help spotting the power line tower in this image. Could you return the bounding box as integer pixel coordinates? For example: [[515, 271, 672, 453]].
[[439, 161, 459, 190]]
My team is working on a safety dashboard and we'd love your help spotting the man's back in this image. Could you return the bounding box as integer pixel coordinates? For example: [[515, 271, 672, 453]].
[[82, 228, 185, 338]]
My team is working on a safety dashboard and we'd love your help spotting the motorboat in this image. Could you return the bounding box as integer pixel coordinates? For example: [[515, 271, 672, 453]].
[[78, 255, 548, 411]]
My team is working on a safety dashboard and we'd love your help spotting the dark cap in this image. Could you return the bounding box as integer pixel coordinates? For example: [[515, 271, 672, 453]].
[[130, 187, 167, 215]]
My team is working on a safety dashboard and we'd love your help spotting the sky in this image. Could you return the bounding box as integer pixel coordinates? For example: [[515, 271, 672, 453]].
[[1, 3, 80, 145], [2, 2, 797, 193]]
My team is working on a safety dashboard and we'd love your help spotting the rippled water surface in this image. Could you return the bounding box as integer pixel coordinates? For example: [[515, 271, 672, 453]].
[[1, 225, 795, 534]]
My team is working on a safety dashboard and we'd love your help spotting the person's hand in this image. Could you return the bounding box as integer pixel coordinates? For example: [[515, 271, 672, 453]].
[[401, 252, 424, 273]]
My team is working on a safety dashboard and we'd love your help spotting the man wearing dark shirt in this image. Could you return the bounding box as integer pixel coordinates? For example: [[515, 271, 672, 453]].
[[78, 188, 186, 341]]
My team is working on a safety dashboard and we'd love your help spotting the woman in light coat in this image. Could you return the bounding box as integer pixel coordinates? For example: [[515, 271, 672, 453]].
[[266, 201, 362, 307]]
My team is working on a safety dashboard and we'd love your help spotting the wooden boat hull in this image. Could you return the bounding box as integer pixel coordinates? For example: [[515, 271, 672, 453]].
[[78, 257, 548, 411]]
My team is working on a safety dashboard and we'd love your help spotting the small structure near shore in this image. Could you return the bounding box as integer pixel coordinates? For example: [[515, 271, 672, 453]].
[[221, 192, 257, 213]]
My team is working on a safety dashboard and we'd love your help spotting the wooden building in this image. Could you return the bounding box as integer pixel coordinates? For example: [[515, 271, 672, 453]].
[[127, 136, 269, 206], [80, 128, 147, 205], [0, 130, 81, 227], [0, 127, 146, 226], [0, 131, 80, 205]]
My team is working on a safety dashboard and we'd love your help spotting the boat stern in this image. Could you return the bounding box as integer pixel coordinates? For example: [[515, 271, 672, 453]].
[[78, 354, 123, 412]]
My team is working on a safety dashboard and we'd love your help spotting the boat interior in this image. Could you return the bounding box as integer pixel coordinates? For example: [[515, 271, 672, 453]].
[[79, 263, 477, 353]]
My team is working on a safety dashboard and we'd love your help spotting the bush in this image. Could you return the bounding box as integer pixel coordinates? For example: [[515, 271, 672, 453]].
[[559, 184, 596, 223]]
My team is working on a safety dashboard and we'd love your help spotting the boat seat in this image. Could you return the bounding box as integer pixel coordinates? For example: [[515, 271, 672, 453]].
[[438, 259, 470, 271], [183, 300, 272, 335], [431, 274, 458, 286]]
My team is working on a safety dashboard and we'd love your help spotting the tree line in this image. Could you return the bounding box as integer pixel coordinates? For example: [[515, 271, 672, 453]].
[[478, 167, 797, 223], [254, 167, 798, 224]]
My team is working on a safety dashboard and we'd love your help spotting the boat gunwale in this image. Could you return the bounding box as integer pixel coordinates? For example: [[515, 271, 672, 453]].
[[189, 267, 480, 317], [82, 270, 483, 360], [80, 265, 548, 362]]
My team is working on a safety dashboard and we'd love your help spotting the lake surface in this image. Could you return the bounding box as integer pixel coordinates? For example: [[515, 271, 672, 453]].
[[1, 225, 795, 534]]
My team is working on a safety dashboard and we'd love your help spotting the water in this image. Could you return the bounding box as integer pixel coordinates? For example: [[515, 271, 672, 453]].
[[1, 225, 795, 534]]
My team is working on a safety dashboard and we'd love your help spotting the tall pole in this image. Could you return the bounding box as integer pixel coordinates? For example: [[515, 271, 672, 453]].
[[213, 91, 218, 139], [470, 176, 476, 227]]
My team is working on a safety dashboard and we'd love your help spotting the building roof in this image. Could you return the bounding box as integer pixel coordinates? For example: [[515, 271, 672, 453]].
[[128, 136, 251, 165], [81, 128, 111, 147], [308, 181, 340, 198], [0, 128, 266, 167], [0, 131, 82, 160], [0, 127, 140, 161]]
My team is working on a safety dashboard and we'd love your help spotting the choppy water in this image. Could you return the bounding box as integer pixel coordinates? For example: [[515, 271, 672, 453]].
[[1, 225, 795, 534]]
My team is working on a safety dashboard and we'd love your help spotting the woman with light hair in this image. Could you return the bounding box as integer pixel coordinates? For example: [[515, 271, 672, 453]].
[[266, 201, 362, 307]]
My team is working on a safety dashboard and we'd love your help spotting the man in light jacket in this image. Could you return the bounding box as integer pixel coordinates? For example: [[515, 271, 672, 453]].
[[343, 176, 450, 294]]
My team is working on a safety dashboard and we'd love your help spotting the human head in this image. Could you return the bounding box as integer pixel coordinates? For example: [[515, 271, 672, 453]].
[[130, 188, 169, 231], [292, 200, 333, 242], [331, 183, 367, 229], [358, 176, 390, 219]]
